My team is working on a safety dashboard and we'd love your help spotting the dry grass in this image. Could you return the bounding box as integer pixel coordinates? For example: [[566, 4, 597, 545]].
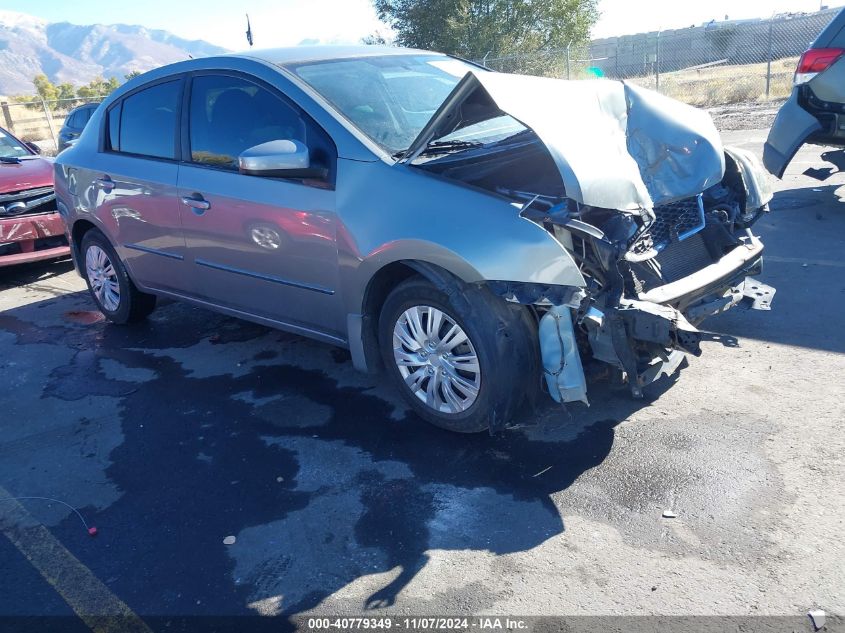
[[622, 57, 799, 107]]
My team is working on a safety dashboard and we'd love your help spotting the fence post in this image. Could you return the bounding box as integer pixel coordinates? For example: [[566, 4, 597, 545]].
[[565, 42, 571, 80], [39, 98, 58, 152], [615, 41, 619, 78], [655, 31, 661, 91], [765, 17, 775, 100], [1, 101, 14, 134]]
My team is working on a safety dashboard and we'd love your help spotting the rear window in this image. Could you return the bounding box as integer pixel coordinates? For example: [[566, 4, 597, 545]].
[[109, 80, 181, 159]]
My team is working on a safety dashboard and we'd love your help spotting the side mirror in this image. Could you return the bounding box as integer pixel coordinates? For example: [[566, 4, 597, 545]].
[[25, 141, 42, 155], [238, 140, 326, 179]]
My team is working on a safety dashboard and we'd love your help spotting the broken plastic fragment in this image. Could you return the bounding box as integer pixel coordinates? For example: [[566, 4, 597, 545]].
[[808, 609, 825, 631], [661, 510, 677, 519], [223, 535, 237, 545], [539, 305, 588, 405]]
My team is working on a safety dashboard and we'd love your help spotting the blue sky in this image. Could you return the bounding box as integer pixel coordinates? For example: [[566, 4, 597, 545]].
[[2, 0, 844, 49]]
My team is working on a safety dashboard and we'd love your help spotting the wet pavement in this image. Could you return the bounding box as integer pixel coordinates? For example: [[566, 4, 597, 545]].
[[1, 131, 843, 628]]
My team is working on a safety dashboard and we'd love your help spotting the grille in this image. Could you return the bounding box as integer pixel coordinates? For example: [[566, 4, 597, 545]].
[[0, 186, 56, 218], [645, 195, 705, 249], [0, 235, 67, 257], [655, 233, 715, 283]]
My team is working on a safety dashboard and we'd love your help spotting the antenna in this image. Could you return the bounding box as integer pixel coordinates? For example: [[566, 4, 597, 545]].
[[246, 13, 254, 47]]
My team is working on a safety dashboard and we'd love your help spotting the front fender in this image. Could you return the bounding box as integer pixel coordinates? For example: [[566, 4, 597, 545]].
[[336, 159, 586, 316], [724, 145, 774, 212]]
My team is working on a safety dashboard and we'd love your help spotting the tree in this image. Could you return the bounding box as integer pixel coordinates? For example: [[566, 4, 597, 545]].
[[362, 31, 390, 45], [12, 74, 59, 110], [77, 76, 120, 100], [124, 70, 142, 81], [56, 82, 78, 109], [32, 74, 59, 102], [373, 0, 599, 73], [12, 74, 123, 112], [56, 83, 76, 101]]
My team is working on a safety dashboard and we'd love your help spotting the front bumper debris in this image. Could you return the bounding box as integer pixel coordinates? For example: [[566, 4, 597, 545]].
[[638, 234, 764, 305], [583, 299, 702, 398], [540, 254, 776, 403], [539, 305, 588, 405]]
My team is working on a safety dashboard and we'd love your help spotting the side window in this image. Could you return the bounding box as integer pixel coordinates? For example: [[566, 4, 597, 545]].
[[111, 80, 181, 159], [67, 111, 81, 128], [80, 107, 93, 125], [107, 102, 121, 151], [188, 74, 307, 170]]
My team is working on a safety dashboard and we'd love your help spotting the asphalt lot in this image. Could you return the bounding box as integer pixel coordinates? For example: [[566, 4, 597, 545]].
[[1, 129, 843, 630]]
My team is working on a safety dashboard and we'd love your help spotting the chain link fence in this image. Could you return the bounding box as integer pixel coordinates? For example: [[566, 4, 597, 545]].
[[0, 96, 106, 155], [478, 8, 839, 109], [2, 8, 839, 146]]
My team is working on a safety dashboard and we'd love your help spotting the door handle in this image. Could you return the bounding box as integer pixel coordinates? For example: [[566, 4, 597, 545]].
[[95, 176, 114, 192], [181, 195, 211, 214]]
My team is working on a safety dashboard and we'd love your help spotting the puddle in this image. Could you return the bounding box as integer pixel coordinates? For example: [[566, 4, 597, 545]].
[[63, 310, 105, 325]]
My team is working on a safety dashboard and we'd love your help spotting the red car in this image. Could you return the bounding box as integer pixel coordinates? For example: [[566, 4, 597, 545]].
[[0, 126, 69, 267]]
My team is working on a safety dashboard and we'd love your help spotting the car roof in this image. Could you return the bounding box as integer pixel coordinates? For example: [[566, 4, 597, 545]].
[[814, 6, 845, 47], [224, 45, 443, 66], [68, 103, 97, 113]]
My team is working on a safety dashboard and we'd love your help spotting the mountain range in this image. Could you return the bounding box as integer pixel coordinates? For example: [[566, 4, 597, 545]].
[[0, 10, 228, 96]]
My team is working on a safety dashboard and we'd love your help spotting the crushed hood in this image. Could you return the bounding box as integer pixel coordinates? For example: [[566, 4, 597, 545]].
[[401, 71, 725, 211]]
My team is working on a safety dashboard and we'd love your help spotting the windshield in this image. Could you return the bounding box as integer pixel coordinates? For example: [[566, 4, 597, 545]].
[[0, 128, 32, 159], [289, 54, 522, 154]]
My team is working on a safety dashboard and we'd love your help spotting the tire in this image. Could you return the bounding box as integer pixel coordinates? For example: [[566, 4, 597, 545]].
[[378, 276, 538, 433], [80, 228, 156, 324]]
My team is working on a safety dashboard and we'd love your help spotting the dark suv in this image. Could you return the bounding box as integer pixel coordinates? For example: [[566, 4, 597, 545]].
[[764, 8, 845, 177], [58, 103, 98, 152]]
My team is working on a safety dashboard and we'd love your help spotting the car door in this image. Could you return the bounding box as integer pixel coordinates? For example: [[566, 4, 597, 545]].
[[176, 72, 343, 338], [93, 78, 188, 291]]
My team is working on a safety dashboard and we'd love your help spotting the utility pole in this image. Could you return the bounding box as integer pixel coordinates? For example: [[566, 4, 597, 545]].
[[566, 42, 571, 80], [655, 31, 661, 92], [765, 16, 774, 99]]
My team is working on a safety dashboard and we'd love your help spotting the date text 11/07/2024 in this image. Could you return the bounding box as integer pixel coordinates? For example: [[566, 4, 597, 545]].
[[304, 617, 529, 631]]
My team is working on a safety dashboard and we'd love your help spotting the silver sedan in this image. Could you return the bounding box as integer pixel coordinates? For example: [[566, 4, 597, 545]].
[[54, 45, 775, 432]]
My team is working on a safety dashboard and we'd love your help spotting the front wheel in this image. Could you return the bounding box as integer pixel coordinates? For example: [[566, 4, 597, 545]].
[[80, 229, 156, 324], [378, 277, 537, 433]]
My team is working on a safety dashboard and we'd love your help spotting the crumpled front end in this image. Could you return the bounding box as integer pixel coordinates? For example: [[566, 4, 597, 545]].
[[412, 70, 777, 406], [0, 187, 70, 267], [515, 147, 775, 404], [475, 146, 775, 406]]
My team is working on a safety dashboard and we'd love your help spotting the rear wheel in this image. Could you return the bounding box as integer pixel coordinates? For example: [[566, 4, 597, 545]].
[[80, 229, 156, 324], [378, 276, 536, 433]]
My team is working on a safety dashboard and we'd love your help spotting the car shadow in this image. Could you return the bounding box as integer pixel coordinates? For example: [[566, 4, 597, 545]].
[[0, 287, 686, 626], [0, 258, 75, 290], [702, 183, 845, 354]]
